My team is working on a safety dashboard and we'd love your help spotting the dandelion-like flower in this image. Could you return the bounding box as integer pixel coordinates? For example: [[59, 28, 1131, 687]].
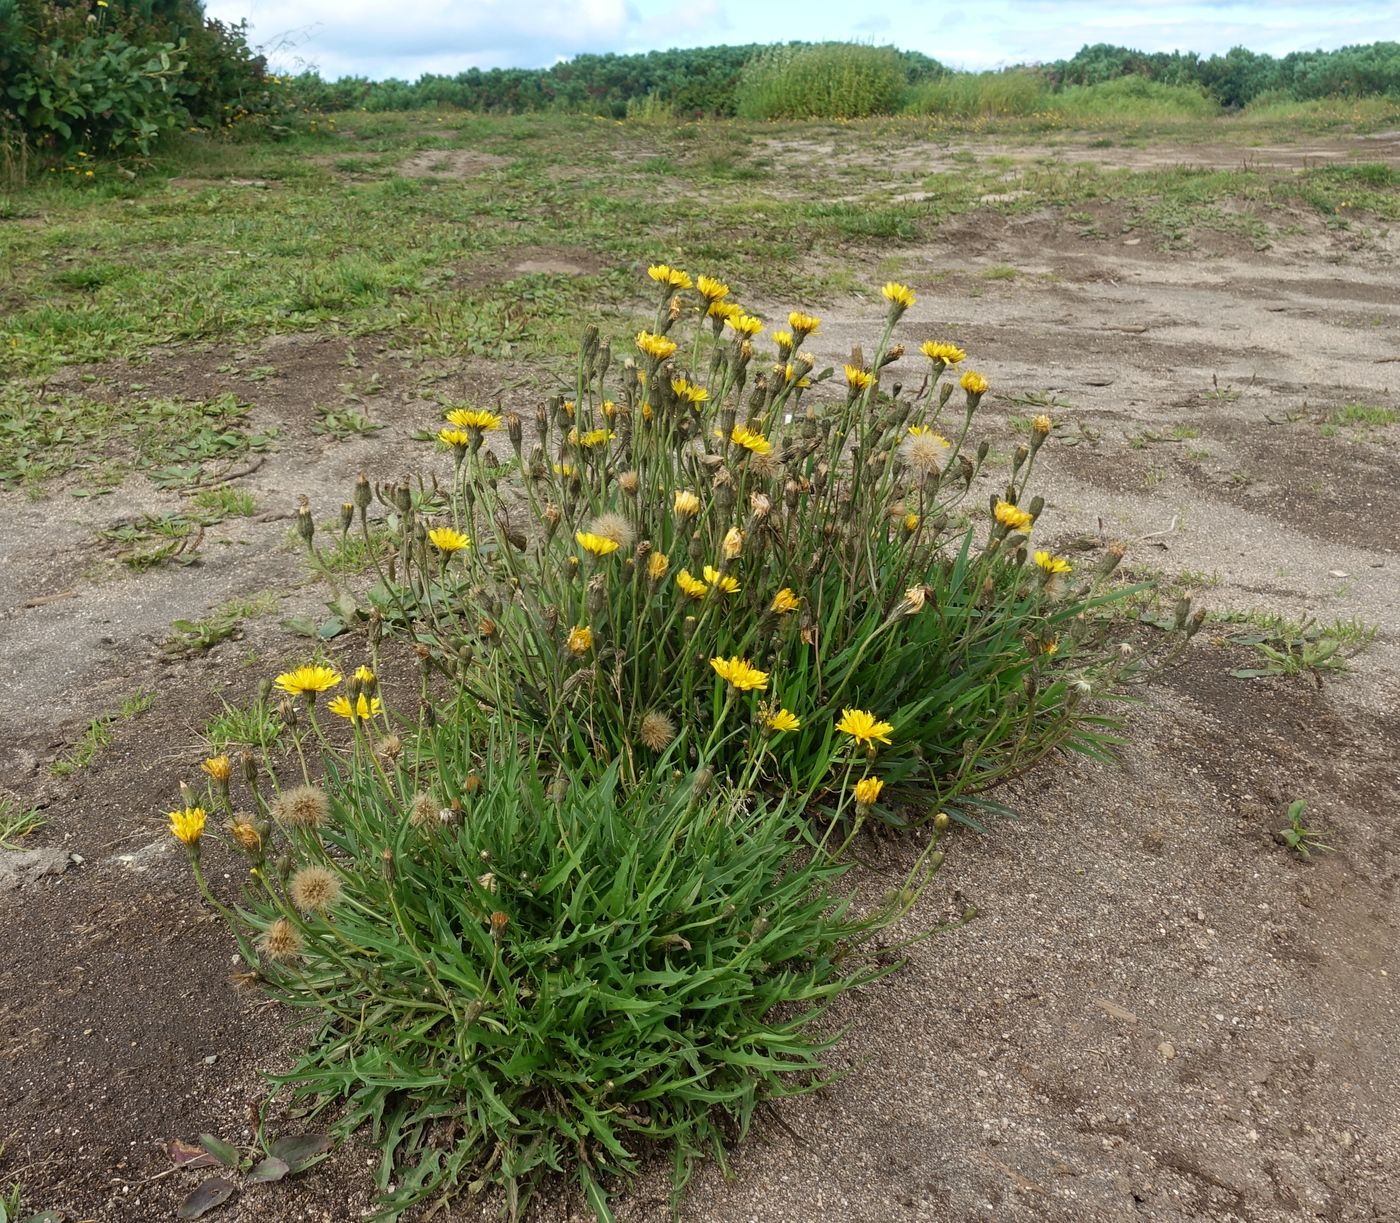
[[710, 656, 769, 692], [1034, 550, 1071, 575], [1032, 413, 1052, 435], [725, 313, 764, 338], [444, 407, 500, 432], [730, 424, 772, 456], [328, 693, 382, 722], [845, 364, 872, 390], [676, 569, 708, 598], [167, 806, 206, 846], [904, 512, 920, 531], [438, 427, 472, 450], [673, 489, 701, 517], [408, 791, 438, 828], [836, 708, 895, 748], [993, 500, 1034, 532], [920, 341, 965, 365], [636, 330, 678, 360], [638, 710, 677, 751], [588, 512, 635, 550], [273, 785, 330, 830], [671, 377, 708, 405], [853, 776, 884, 806], [960, 370, 990, 396], [201, 756, 231, 783], [274, 665, 342, 698], [882, 282, 916, 314], [899, 429, 950, 477], [788, 311, 821, 338], [428, 526, 470, 552], [766, 708, 801, 733], [770, 588, 800, 614], [576, 530, 620, 557], [258, 917, 304, 963], [647, 263, 692, 291], [703, 565, 740, 594], [647, 551, 670, 581], [709, 299, 741, 322], [290, 865, 342, 914], [696, 275, 729, 303], [354, 665, 375, 685], [570, 427, 614, 448], [567, 625, 593, 655]]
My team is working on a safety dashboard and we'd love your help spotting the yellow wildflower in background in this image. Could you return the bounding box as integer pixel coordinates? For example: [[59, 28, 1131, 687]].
[[567, 626, 593, 655], [882, 282, 916, 312], [696, 274, 729, 302], [726, 313, 764, 337], [1034, 550, 1072, 574], [647, 551, 670, 580], [993, 500, 1034, 532], [770, 588, 800, 614], [676, 569, 708, 599], [709, 299, 741, 322], [201, 756, 231, 783], [766, 708, 801, 732], [576, 531, 620, 557], [444, 407, 501, 431], [771, 330, 793, 352], [844, 364, 872, 390], [788, 311, 821, 337], [836, 708, 895, 747], [722, 527, 745, 560], [920, 341, 966, 365], [904, 512, 920, 531], [354, 665, 375, 684], [647, 263, 692, 290], [438, 427, 472, 449], [710, 656, 769, 692], [570, 427, 614, 448], [960, 370, 990, 396], [636, 330, 678, 360], [853, 776, 884, 806], [703, 565, 740, 594], [274, 664, 342, 697], [730, 424, 772, 456], [673, 489, 701, 517], [168, 806, 207, 846], [671, 377, 709, 405], [328, 693, 383, 721], [428, 526, 470, 552]]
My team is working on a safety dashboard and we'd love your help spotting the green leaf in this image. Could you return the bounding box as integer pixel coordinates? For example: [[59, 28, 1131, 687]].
[[267, 1133, 332, 1170], [197, 1134, 240, 1169], [247, 1156, 291, 1183], [176, 1177, 235, 1219]]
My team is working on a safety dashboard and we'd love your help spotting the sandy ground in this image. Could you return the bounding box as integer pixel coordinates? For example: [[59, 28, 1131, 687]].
[[2, 131, 1398, 1222]]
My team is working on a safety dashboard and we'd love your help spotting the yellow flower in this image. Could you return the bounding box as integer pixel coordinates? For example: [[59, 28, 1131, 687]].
[[1033, 413, 1052, 435], [960, 370, 990, 396], [168, 806, 207, 846], [783, 362, 812, 388], [1034, 550, 1071, 574], [788, 311, 821, 336], [636, 330, 678, 360], [904, 511, 920, 531], [201, 756, 231, 783], [567, 625, 593, 655], [647, 551, 670, 580], [576, 531, 620, 557], [696, 275, 729, 302], [647, 263, 692, 290], [673, 489, 701, 517], [553, 462, 577, 477], [274, 664, 342, 697], [844, 364, 872, 390], [725, 312, 764, 337], [428, 526, 471, 552], [1042, 637, 1060, 656], [730, 424, 772, 456], [994, 500, 1034, 532], [444, 407, 500, 431], [722, 527, 744, 560], [703, 565, 740, 594], [327, 693, 383, 721], [675, 569, 708, 599], [354, 665, 375, 684], [570, 427, 615, 448], [438, 427, 472, 449], [770, 588, 800, 614], [766, 708, 801, 733], [709, 300, 741, 323], [709, 655, 769, 692], [671, 377, 709, 405], [882, 281, 916, 311], [836, 708, 894, 748], [853, 776, 884, 806], [920, 340, 965, 365], [772, 329, 793, 352]]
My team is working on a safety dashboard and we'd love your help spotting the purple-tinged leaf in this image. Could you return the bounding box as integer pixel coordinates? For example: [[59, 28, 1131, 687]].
[[177, 1177, 235, 1219]]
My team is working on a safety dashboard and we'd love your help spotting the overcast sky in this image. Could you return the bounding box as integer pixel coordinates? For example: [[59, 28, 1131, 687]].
[[204, 0, 1400, 81]]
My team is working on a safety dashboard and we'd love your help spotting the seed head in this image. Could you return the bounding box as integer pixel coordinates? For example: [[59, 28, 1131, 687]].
[[638, 710, 676, 752], [588, 512, 635, 551], [273, 785, 330, 830], [290, 865, 342, 914], [259, 917, 305, 963]]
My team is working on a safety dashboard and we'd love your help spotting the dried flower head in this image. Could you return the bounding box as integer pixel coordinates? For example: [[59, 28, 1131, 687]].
[[647, 551, 670, 581], [588, 512, 635, 550], [721, 527, 745, 560], [898, 429, 950, 476], [258, 917, 304, 963], [618, 470, 640, 495], [567, 625, 593, 655], [1032, 413, 1052, 435], [899, 585, 928, 615], [290, 865, 342, 914], [273, 785, 330, 830], [673, 489, 701, 517], [638, 710, 677, 751], [228, 818, 262, 855], [409, 791, 438, 828], [428, 526, 470, 553], [710, 655, 769, 692]]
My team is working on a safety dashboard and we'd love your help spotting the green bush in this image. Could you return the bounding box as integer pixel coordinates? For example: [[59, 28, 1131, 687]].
[[907, 69, 1051, 119], [1055, 78, 1220, 122], [733, 43, 911, 119]]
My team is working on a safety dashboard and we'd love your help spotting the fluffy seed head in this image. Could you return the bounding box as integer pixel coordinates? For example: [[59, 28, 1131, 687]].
[[290, 865, 342, 914], [638, 710, 677, 752], [899, 429, 950, 477], [259, 917, 305, 963], [409, 791, 437, 828], [273, 785, 330, 830], [589, 512, 635, 550]]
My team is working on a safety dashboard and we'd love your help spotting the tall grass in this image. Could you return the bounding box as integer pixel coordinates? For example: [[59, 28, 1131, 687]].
[[907, 69, 1051, 118], [735, 43, 909, 119], [908, 73, 1220, 122], [1240, 92, 1400, 129], [1055, 77, 1220, 121]]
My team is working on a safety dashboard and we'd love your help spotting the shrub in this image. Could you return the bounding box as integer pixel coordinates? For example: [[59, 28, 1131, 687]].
[[906, 68, 1052, 119], [734, 43, 910, 119], [175, 715, 904, 1218]]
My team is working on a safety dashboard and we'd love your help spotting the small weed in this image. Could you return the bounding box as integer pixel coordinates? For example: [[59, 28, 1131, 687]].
[[99, 513, 204, 570], [192, 486, 257, 517], [0, 796, 46, 849], [1327, 403, 1398, 428], [167, 593, 278, 653], [1277, 798, 1332, 859], [204, 697, 282, 751], [50, 691, 153, 777], [312, 404, 385, 440], [1218, 612, 1376, 679], [981, 263, 1019, 280]]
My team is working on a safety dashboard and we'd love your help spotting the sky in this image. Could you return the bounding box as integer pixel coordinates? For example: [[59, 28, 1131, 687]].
[[203, 0, 1400, 81]]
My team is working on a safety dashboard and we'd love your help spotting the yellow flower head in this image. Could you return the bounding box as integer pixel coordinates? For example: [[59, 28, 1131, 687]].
[[710, 655, 769, 692], [835, 708, 895, 748], [671, 377, 709, 405], [1042, 636, 1060, 656], [354, 665, 375, 684], [853, 776, 884, 806], [438, 427, 472, 449], [647, 263, 692, 290], [673, 489, 701, 517], [428, 526, 471, 552], [444, 407, 501, 432], [1033, 413, 1052, 435], [783, 362, 812, 388], [703, 565, 740, 594], [730, 424, 772, 456], [709, 299, 742, 322], [328, 693, 383, 721], [647, 551, 670, 580], [920, 341, 965, 365], [201, 756, 231, 783], [636, 330, 678, 360], [904, 511, 921, 532], [907, 425, 950, 445], [994, 500, 1034, 532], [844, 364, 872, 390], [882, 282, 916, 312], [576, 531, 620, 557], [725, 312, 764, 338], [1034, 550, 1071, 575], [567, 625, 593, 655], [274, 664, 342, 697], [788, 311, 821, 337], [960, 370, 990, 396], [696, 274, 729, 302], [722, 526, 745, 560], [766, 707, 801, 733], [570, 427, 615, 448], [771, 329, 794, 353], [675, 569, 708, 599], [168, 806, 207, 846], [770, 588, 800, 614]]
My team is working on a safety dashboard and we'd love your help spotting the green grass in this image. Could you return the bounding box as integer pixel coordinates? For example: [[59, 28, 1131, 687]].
[[167, 592, 279, 653], [204, 696, 282, 751], [49, 690, 154, 777], [0, 796, 46, 849], [1328, 403, 1398, 427]]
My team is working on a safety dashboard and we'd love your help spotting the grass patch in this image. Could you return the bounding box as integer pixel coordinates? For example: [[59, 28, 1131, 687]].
[[50, 690, 154, 777], [0, 796, 46, 849], [1327, 403, 1398, 428], [167, 592, 279, 653], [204, 696, 282, 751]]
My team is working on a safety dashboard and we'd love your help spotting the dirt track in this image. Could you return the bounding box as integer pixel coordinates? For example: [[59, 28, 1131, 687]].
[[2, 131, 1398, 1222]]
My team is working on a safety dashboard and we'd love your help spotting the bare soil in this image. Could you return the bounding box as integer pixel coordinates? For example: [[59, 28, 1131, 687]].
[[2, 133, 1398, 1222]]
